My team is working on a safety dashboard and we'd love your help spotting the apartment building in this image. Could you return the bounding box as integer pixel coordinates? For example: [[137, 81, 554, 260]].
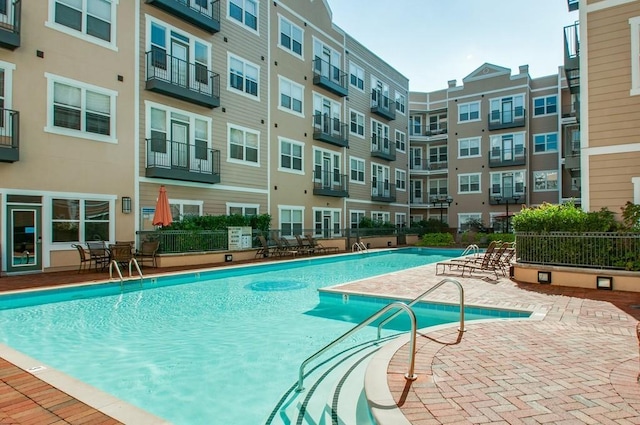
[[0, 1, 410, 274], [409, 63, 578, 231], [0, 1, 136, 274], [568, 0, 640, 213]]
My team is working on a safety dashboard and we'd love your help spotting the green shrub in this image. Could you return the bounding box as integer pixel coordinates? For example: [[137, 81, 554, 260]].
[[511, 201, 619, 233], [165, 213, 271, 232], [417, 232, 454, 247]]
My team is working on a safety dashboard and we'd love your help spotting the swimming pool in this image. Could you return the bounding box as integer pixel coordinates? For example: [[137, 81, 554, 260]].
[[0, 248, 527, 424]]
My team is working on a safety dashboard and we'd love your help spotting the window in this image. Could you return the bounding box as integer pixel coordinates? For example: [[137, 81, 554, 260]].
[[429, 145, 447, 167], [534, 170, 559, 191], [279, 77, 303, 114], [533, 95, 557, 116], [51, 0, 114, 45], [371, 119, 390, 154], [229, 54, 259, 98], [533, 133, 558, 153], [229, 0, 257, 31], [280, 206, 303, 236], [458, 101, 480, 122], [279, 138, 303, 173], [458, 213, 482, 231], [410, 214, 423, 224], [313, 39, 341, 85], [629, 16, 640, 95], [313, 209, 340, 237], [490, 171, 525, 197], [458, 137, 481, 158], [46, 74, 116, 142], [410, 179, 423, 203], [410, 115, 422, 136], [395, 213, 407, 228], [395, 130, 406, 152], [459, 173, 481, 194], [395, 93, 406, 114], [371, 77, 390, 109], [395, 169, 406, 191], [429, 178, 448, 197], [52, 198, 110, 243], [279, 16, 302, 56], [169, 201, 203, 221], [371, 163, 391, 196], [228, 124, 259, 164], [489, 94, 525, 123], [350, 210, 365, 228], [350, 157, 365, 183], [227, 203, 259, 216], [490, 133, 525, 160], [371, 211, 390, 223], [428, 113, 447, 134], [349, 62, 364, 91], [313, 94, 340, 137], [349, 109, 364, 138], [313, 148, 341, 187]]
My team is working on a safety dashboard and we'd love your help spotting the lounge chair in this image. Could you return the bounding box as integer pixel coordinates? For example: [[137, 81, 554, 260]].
[[256, 235, 277, 258], [435, 240, 499, 275], [295, 234, 314, 255], [274, 237, 299, 257], [305, 234, 339, 254]]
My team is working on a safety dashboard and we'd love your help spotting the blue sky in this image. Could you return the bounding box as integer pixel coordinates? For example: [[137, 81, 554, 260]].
[[327, 0, 578, 92]]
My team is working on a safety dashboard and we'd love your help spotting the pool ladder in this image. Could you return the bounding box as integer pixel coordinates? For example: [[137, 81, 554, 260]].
[[109, 258, 143, 284], [352, 242, 368, 253], [296, 277, 464, 392]]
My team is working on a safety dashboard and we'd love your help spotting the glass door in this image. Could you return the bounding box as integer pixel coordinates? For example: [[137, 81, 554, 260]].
[[502, 99, 513, 124], [171, 39, 189, 87], [6, 205, 42, 273], [171, 119, 189, 169]]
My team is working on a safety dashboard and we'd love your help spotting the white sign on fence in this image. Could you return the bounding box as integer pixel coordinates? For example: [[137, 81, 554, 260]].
[[228, 226, 252, 250]]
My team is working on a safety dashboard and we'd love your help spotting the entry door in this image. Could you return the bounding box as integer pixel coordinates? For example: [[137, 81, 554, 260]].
[[502, 137, 513, 161], [6, 205, 42, 273], [502, 174, 514, 197], [502, 99, 513, 124], [322, 213, 331, 238], [171, 40, 188, 87], [171, 120, 189, 169], [322, 156, 331, 188]]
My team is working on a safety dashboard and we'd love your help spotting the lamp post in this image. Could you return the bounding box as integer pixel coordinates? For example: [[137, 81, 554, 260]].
[[493, 194, 521, 233], [430, 195, 453, 223]]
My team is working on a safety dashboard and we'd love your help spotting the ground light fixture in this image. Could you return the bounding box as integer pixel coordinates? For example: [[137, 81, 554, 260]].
[[537, 271, 551, 284], [596, 276, 613, 290]]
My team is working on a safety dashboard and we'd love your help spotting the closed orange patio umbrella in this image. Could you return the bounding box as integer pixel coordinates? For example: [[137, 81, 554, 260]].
[[152, 185, 173, 227]]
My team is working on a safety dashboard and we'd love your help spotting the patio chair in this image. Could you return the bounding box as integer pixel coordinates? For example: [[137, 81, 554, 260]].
[[72, 244, 92, 273], [256, 235, 278, 258], [86, 241, 110, 271], [295, 234, 315, 255], [135, 240, 160, 267], [305, 234, 339, 254], [274, 237, 298, 257]]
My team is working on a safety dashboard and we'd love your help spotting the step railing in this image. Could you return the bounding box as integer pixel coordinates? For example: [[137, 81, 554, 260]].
[[377, 278, 464, 339], [296, 301, 417, 392], [109, 258, 143, 283], [460, 244, 480, 257], [352, 242, 368, 253]]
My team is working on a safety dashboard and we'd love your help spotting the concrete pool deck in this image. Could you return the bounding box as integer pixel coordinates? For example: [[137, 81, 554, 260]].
[[1, 257, 640, 424]]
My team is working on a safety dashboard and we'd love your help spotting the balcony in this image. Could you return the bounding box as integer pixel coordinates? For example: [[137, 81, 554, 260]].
[[145, 138, 221, 184], [313, 170, 348, 198], [0, 0, 20, 50], [564, 22, 580, 94], [312, 114, 348, 148], [146, 0, 220, 33], [371, 135, 396, 161], [145, 51, 220, 108], [409, 160, 448, 173], [488, 147, 526, 168], [371, 91, 396, 121], [0, 108, 19, 163], [371, 181, 396, 202], [425, 125, 447, 137], [312, 58, 348, 97], [488, 187, 527, 205], [487, 110, 526, 130]]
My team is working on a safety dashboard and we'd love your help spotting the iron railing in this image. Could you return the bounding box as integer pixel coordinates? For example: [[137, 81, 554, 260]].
[[312, 113, 348, 147], [145, 50, 220, 98], [0, 108, 19, 148], [516, 232, 640, 270], [312, 57, 348, 95], [146, 138, 220, 176]]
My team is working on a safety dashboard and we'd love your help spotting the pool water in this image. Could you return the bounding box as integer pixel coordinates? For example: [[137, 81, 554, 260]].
[[0, 248, 526, 424]]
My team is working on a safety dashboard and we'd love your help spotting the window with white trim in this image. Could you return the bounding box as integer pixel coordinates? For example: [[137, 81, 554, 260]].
[[279, 206, 303, 236], [229, 0, 257, 31], [458, 173, 481, 194], [313, 208, 341, 236], [428, 178, 448, 197], [533, 132, 558, 153], [228, 124, 259, 164], [489, 94, 524, 124], [395, 169, 406, 191], [629, 16, 640, 95], [50, 0, 115, 45], [350, 109, 364, 137], [350, 210, 365, 228], [228, 54, 259, 98], [410, 115, 422, 136], [490, 133, 525, 161], [313, 94, 340, 136], [313, 39, 341, 86], [410, 214, 423, 223], [313, 148, 341, 187], [169, 200, 203, 220], [227, 203, 259, 216], [371, 211, 390, 223], [458, 213, 482, 231], [490, 171, 525, 197], [279, 16, 302, 56], [395, 130, 406, 152], [410, 179, 423, 203], [395, 213, 407, 227], [395, 93, 406, 114], [458, 137, 481, 158], [279, 76, 303, 114], [279, 138, 303, 173], [458, 101, 480, 122], [428, 113, 447, 134], [52, 198, 111, 243], [46, 74, 116, 142], [349, 62, 364, 91], [350, 157, 365, 183], [533, 170, 558, 191], [533, 95, 557, 116], [371, 119, 390, 154], [0, 61, 15, 121], [429, 145, 447, 167]]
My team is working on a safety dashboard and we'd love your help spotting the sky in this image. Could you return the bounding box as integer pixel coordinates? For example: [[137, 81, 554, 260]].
[[326, 0, 578, 92]]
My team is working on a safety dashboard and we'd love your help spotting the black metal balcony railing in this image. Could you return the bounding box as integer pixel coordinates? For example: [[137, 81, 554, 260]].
[[371, 181, 396, 202], [425, 125, 447, 136], [0, 0, 20, 50], [409, 161, 448, 172], [146, 0, 220, 33], [312, 57, 348, 97], [370, 91, 396, 121], [488, 147, 526, 168], [145, 138, 221, 184], [145, 51, 220, 108], [371, 135, 396, 161], [487, 109, 526, 130], [564, 21, 580, 94], [0, 108, 19, 163], [488, 186, 526, 205], [312, 113, 349, 148], [313, 170, 348, 198]]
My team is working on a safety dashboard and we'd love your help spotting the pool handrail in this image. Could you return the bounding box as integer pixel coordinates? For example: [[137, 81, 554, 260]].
[[109, 258, 143, 283], [377, 278, 465, 339], [296, 301, 417, 392], [352, 242, 368, 253], [460, 244, 480, 257]]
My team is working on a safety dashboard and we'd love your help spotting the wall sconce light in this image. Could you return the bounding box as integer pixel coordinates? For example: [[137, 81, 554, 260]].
[[122, 196, 132, 214], [225, 254, 233, 262], [537, 271, 551, 284], [387, 241, 392, 247], [596, 276, 613, 290]]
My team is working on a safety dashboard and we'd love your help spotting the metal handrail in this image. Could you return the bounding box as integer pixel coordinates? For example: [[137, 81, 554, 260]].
[[296, 301, 417, 392], [377, 278, 465, 339], [352, 242, 368, 253], [109, 258, 143, 283], [460, 244, 479, 257]]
